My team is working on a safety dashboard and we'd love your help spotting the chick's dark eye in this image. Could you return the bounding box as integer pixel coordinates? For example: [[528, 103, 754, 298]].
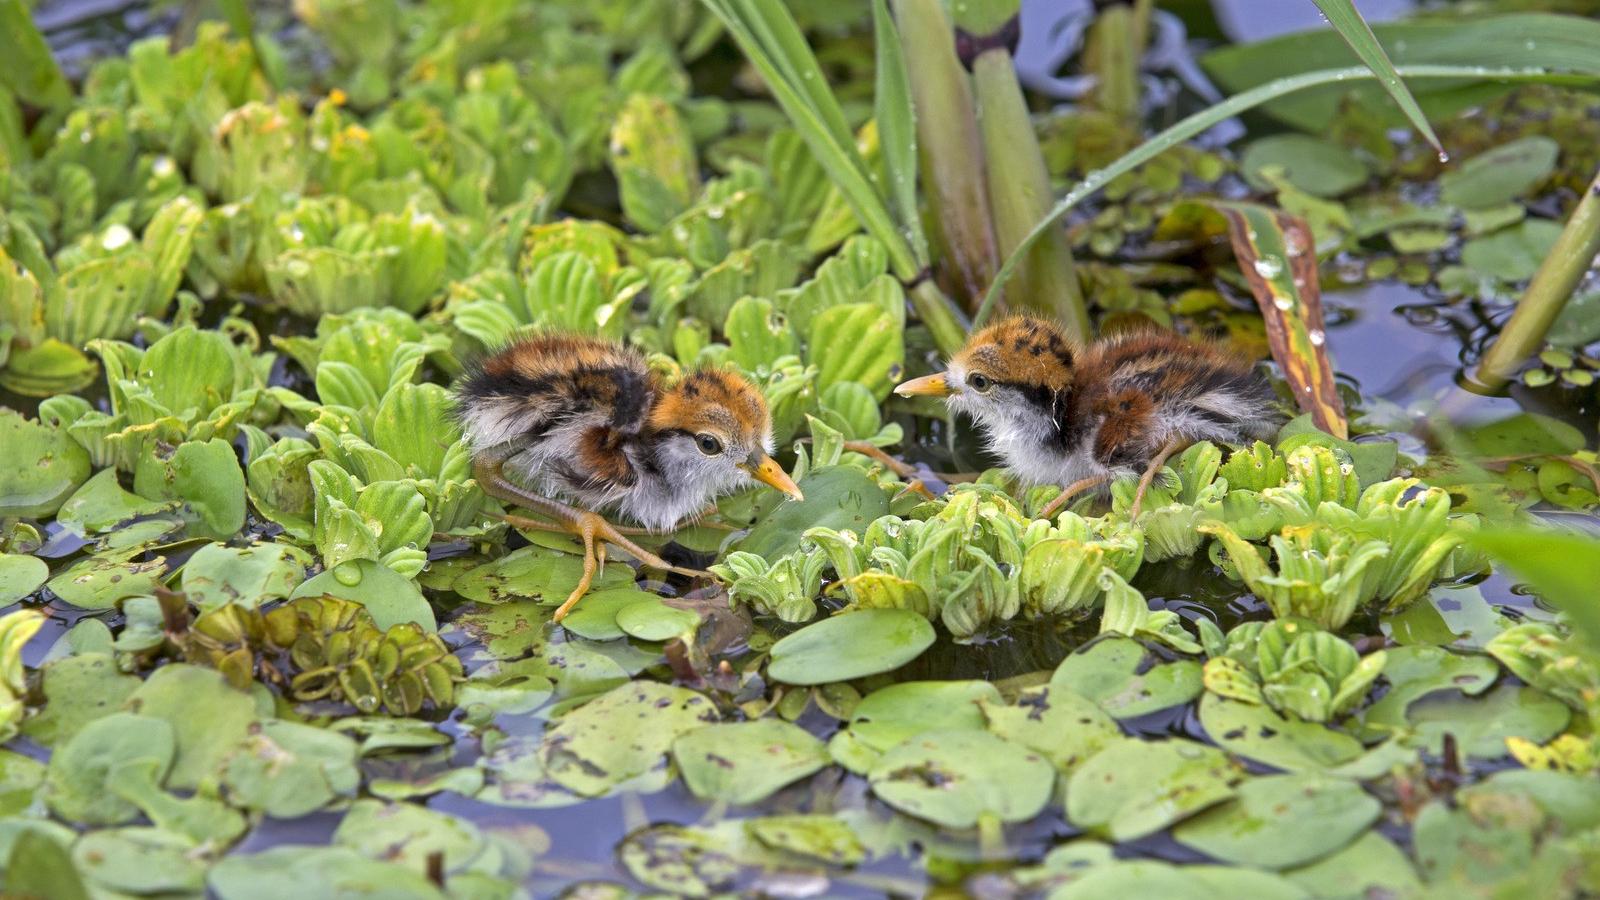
[[695, 433, 724, 455], [967, 373, 993, 393]]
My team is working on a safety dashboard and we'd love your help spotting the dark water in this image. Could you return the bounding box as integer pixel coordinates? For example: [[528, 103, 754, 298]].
[[16, 0, 1593, 896]]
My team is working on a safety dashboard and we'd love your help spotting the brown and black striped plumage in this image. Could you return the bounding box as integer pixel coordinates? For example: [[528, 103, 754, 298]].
[[454, 334, 796, 531], [898, 315, 1280, 487]]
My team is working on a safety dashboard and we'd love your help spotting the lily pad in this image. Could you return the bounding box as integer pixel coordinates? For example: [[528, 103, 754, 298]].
[[1049, 859, 1310, 900], [1359, 644, 1499, 737], [1173, 774, 1380, 869], [56, 468, 176, 534], [124, 663, 260, 791], [1453, 411, 1586, 459], [556, 587, 662, 641], [746, 815, 866, 866], [538, 681, 719, 796], [618, 823, 742, 898], [616, 596, 703, 641], [1440, 136, 1559, 209], [72, 827, 206, 895], [1199, 694, 1365, 772], [1241, 135, 1368, 197], [45, 551, 167, 609], [868, 729, 1054, 829], [1066, 738, 1242, 841], [0, 751, 44, 817], [451, 544, 632, 605], [290, 558, 436, 631], [0, 408, 91, 518], [1459, 218, 1563, 283], [1400, 683, 1570, 758], [829, 679, 1001, 773], [181, 541, 309, 610], [1282, 831, 1420, 899], [0, 553, 47, 604], [672, 719, 830, 804], [134, 437, 248, 539], [209, 846, 445, 900], [45, 712, 174, 825], [767, 608, 935, 686], [738, 465, 892, 562], [981, 685, 1123, 774], [23, 653, 141, 746], [1051, 637, 1203, 719], [332, 799, 488, 876], [223, 719, 361, 817]]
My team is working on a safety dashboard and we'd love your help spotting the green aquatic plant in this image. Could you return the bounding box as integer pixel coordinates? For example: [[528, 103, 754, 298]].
[[1200, 619, 1386, 723]]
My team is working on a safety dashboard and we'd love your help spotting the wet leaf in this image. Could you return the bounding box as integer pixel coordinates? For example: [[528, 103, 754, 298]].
[[45, 551, 167, 609], [869, 729, 1054, 829], [223, 719, 360, 817], [1440, 137, 1559, 210], [1199, 694, 1364, 772], [1173, 774, 1379, 869], [332, 799, 488, 876], [451, 544, 632, 605], [981, 685, 1122, 775], [1050, 637, 1203, 719], [125, 663, 260, 791], [209, 846, 445, 899], [1282, 831, 1420, 898], [746, 814, 866, 866], [673, 719, 830, 804], [0, 552, 46, 604], [1401, 683, 1570, 759], [1241, 135, 1368, 197], [1217, 203, 1346, 438], [618, 823, 741, 897], [1459, 218, 1563, 283], [555, 586, 662, 641], [56, 468, 176, 535], [180, 541, 309, 611], [738, 465, 892, 562], [1049, 858, 1310, 900], [616, 596, 703, 641], [23, 653, 140, 747], [72, 826, 205, 895], [538, 681, 718, 796], [767, 608, 935, 686], [4, 829, 90, 900], [1066, 739, 1242, 841], [290, 558, 436, 631], [828, 680, 1000, 773], [134, 437, 248, 539], [45, 712, 174, 825], [0, 408, 91, 517]]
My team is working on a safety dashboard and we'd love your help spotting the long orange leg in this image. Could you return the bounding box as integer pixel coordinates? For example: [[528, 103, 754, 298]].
[[473, 458, 709, 620], [1129, 438, 1190, 519], [1036, 474, 1113, 520]]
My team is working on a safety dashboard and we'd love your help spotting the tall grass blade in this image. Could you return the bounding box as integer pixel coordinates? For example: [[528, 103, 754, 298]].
[[871, 0, 927, 266], [0, 0, 73, 112], [974, 64, 1600, 327], [1475, 166, 1600, 389], [1310, 0, 1444, 158]]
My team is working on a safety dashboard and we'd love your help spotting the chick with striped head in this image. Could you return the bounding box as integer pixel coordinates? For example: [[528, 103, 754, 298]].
[[454, 334, 802, 620], [897, 315, 1279, 516]]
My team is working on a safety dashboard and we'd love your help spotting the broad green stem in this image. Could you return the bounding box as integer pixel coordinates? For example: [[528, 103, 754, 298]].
[[1476, 167, 1600, 389], [910, 279, 972, 359], [973, 64, 1600, 328], [973, 46, 1090, 341], [892, 0, 999, 311], [1083, 0, 1152, 121]]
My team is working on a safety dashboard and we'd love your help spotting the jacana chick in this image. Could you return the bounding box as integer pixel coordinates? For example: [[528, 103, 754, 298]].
[[896, 316, 1279, 516], [454, 334, 802, 620]]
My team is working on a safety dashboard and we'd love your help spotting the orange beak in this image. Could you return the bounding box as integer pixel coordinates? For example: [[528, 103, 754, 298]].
[[894, 372, 954, 397], [741, 453, 804, 501]]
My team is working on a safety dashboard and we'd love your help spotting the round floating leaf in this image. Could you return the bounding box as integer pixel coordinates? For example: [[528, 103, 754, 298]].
[[1283, 831, 1421, 898], [290, 558, 436, 632], [46, 552, 167, 609], [45, 713, 174, 825], [1440, 136, 1559, 209], [0, 749, 44, 817], [0, 553, 47, 604], [125, 663, 260, 791], [23, 653, 141, 747], [1241, 134, 1368, 197], [332, 799, 487, 876], [556, 587, 662, 641], [738, 465, 892, 562], [745, 815, 866, 866], [616, 597, 702, 642], [1401, 683, 1570, 758], [1174, 774, 1380, 869], [72, 827, 205, 896], [223, 719, 361, 818], [869, 729, 1054, 829], [673, 720, 830, 804], [1200, 695, 1364, 772], [829, 680, 1001, 773], [209, 846, 445, 900], [133, 437, 247, 539], [538, 681, 719, 796], [1050, 859, 1309, 900], [1460, 218, 1564, 282], [0, 408, 90, 518], [1454, 411, 1586, 459], [981, 685, 1122, 775], [767, 608, 935, 686], [618, 823, 741, 898], [451, 544, 632, 605], [1067, 738, 1242, 841], [1051, 637, 1203, 719], [56, 468, 176, 535], [180, 541, 309, 611]]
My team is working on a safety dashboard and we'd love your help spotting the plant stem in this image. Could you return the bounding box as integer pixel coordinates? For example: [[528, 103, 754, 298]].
[[892, 0, 999, 312], [972, 46, 1090, 341], [1083, 1, 1152, 121], [973, 64, 1599, 328], [910, 279, 972, 358], [1476, 167, 1600, 389]]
